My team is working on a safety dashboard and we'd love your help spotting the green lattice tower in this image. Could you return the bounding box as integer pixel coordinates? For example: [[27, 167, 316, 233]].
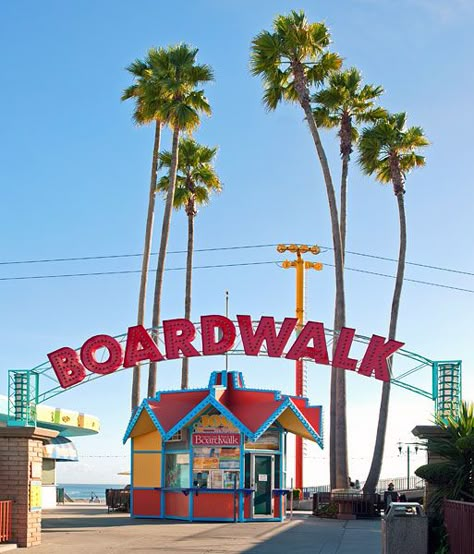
[[433, 361, 462, 420], [7, 370, 39, 426]]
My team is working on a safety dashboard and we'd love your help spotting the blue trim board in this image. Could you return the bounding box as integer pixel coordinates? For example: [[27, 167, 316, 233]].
[[123, 399, 148, 443], [144, 404, 166, 436], [130, 440, 134, 515], [191, 517, 236, 522], [133, 450, 162, 454]]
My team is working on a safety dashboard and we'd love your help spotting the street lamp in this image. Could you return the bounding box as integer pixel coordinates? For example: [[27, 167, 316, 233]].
[[397, 441, 423, 490]]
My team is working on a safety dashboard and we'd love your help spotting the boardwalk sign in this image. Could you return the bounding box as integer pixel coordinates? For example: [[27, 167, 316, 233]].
[[47, 315, 404, 389]]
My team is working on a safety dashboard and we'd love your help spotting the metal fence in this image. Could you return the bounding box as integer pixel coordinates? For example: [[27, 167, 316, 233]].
[[0, 500, 12, 543], [444, 500, 474, 554], [303, 476, 424, 499]]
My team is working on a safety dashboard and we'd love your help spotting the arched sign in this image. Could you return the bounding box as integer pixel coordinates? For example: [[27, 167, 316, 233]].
[[47, 315, 404, 389]]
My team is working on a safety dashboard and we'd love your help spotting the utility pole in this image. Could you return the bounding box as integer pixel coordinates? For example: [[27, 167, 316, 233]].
[[277, 244, 322, 490]]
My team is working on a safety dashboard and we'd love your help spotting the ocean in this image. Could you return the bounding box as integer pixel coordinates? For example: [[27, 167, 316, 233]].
[[58, 483, 128, 501]]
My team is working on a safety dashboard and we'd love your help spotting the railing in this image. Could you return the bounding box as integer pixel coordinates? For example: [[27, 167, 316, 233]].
[[444, 500, 474, 554], [312, 491, 381, 518], [0, 500, 12, 543], [375, 476, 424, 492], [303, 476, 424, 498], [106, 489, 130, 513]]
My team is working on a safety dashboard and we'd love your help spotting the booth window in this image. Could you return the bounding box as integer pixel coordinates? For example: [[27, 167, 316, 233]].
[[165, 453, 190, 488], [193, 446, 240, 489]]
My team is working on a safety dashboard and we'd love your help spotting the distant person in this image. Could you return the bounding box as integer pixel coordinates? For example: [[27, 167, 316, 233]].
[[384, 482, 399, 509], [354, 480, 361, 490], [89, 492, 99, 503]]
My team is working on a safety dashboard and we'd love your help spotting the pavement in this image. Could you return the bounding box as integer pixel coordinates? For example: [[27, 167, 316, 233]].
[[30, 505, 381, 553]]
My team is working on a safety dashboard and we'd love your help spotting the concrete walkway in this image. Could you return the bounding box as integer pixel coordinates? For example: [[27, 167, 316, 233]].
[[32, 505, 381, 553]]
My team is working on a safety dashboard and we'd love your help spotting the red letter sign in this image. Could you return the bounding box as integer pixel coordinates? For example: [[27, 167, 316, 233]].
[[80, 335, 123, 375], [201, 315, 236, 355], [358, 335, 404, 381], [48, 347, 86, 388], [163, 318, 200, 360], [286, 321, 329, 365], [123, 325, 164, 367], [333, 327, 358, 371], [237, 315, 297, 357]]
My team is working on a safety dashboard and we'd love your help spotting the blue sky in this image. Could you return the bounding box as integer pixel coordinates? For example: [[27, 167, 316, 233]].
[[0, 0, 473, 485]]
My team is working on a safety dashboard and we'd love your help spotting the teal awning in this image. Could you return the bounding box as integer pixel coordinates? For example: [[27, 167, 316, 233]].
[[43, 436, 78, 461]]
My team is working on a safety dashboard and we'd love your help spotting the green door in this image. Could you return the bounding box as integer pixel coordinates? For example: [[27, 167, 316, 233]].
[[254, 455, 272, 515]]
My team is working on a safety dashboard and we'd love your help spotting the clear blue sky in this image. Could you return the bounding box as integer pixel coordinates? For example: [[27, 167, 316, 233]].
[[1, 0, 473, 485]]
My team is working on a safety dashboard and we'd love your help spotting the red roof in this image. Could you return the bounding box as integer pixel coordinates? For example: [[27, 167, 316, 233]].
[[124, 371, 322, 445], [147, 390, 208, 432]]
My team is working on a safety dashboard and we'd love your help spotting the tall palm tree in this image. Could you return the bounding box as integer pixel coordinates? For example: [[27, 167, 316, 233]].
[[358, 112, 428, 493], [148, 44, 213, 398], [157, 138, 222, 389], [122, 49, 167, 410], [312, 68, 385, 254], [251, 10, 349, 489]]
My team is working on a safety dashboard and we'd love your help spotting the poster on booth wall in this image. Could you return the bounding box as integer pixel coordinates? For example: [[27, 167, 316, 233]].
[[29, 480, 42, 512], [245, 430, 279, 450], [223, 470, 239, 489], [218, 447, 240, 470], [209, 470, 223, 488]]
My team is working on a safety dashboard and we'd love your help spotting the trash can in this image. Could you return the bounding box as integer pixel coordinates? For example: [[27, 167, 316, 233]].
[[382, 502, 428, 554], [56, 487, 65, 504]]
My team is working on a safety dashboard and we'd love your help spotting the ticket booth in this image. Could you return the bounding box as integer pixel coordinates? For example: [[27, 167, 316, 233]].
[[123, 370, 323, 522]]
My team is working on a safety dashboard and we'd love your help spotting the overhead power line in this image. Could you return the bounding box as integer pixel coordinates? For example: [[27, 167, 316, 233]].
[[0, 242, 472, 278], [1, 259, 473, 294], [0, 244, 279, 266]]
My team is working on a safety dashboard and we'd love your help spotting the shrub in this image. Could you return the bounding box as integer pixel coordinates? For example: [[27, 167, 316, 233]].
[[314, 502, 338, 519]]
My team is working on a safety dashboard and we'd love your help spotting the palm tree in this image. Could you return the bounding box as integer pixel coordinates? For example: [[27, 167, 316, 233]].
[[148, 44, 213, 398], [251, 10, 349, 489], [157, 138, 222, 389], [358, 112, 428, 493], [122, 49, 167, 410], [312, 68, 385, 254]]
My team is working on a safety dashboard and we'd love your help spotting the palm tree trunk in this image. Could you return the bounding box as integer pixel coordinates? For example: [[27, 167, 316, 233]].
[[363, 176, 406, 493], [340, 154, 349, 257], [292, 62, 347, 489], [339, 114, 352, 258], [333, 120, 351, 488], [181, 202, 195, 389], [148, 125, 180, 398], [131, 120, 161, 410], [304, 100, 347, 490]]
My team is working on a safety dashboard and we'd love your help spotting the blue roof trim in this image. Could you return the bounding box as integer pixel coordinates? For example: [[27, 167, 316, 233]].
[[286, 399, 324, 449], [206, 395, 254, 438], [163, 395, 213, 440], [252, 397, 292, 439], [154, 387, 209, 400], [123, 399, 149, 443], [144, 404, 166, 436], [208, 372, 218, 387]]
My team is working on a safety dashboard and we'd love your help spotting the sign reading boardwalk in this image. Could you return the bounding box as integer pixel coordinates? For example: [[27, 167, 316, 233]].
[[47, 314, 404, 388]]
